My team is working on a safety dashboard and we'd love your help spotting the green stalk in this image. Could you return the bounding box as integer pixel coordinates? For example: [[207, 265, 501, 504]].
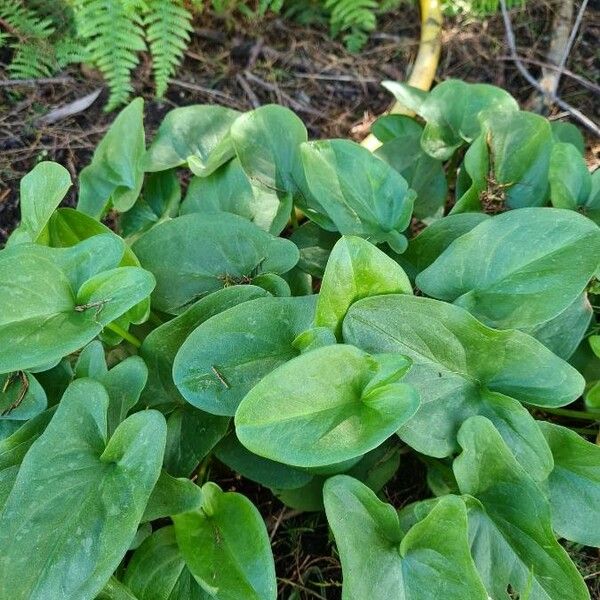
[[105, 323, 142, 348], [538, 406, 600, 422]]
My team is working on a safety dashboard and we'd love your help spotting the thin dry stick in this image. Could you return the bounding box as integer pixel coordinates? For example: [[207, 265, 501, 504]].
[[497, 55, 600, 96], [499, 0, 600, 138], [0, 76, 73, 87]]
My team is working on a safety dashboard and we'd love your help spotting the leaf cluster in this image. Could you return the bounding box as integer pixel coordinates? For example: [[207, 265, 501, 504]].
[[1, 78, 600, 599]]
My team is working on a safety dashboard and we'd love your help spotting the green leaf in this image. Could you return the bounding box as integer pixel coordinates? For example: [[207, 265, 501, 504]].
[[44, 207, 151, 328], [375, 117, 447, 220], [343, 294, 581, 476], [0, 236, 154, 373], [398, 212, 490, 280], [538, 421, 600, 547], [371, 113, 422, 143], [289, 221, 340, 278], [231, 104, 307, 194], [455, 109, 554, 211], [7, 161, 71, 245], [524, 293, 592, 360], [163, 405, 229, 477], [173, 482, 276, 600], [123, 526, 210, 600], [316, 236, 412, 338], [0, 379, 166, 600], [551, 121, 585, 155], [132, 213, 298, 314], [173, 295, 316, 415], [299, 139, 415, 253], [381, 81, 428, 114], [416, 208, 600, 329], [142, 470, 203, 522], [384, 79, 518, 160], [549, 142, 592, 210], [144, 105, 240, 175], [120, 170, 181, 240], [78, 98, 145, 218], [75, 341, 108, 379], [0, 371, 47, 425], [214, 431, 313, 489], [454, 416, 589, 600], [0, 407, 55, 508], [235, 344, 419, 467], [180, 158, 290, 235], [101, 356, 148, 436], [323, 475, 488, 599], [140, 285, 268, 410]]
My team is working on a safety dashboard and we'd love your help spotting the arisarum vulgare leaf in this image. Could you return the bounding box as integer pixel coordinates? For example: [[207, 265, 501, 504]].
[[0, 379, 167, 600], [180, 158, 289, 235], [143, 105, 240, 175], [132, 213, 298, 314], [299, 139, 416, 253], [315, 235, 412, 338], [343, 294, 582, 479], [235, 344, 419, 467], [0, 235, 154, 373], [78, 98, 146, 218], [454, 416, 589, 600], [7, 161, 71, 246], [416, 207, 600, 329], [538, 421, 600, 547], [173, 482, 276, 600], [123, 526, 211, 600], [323, 475, 488, 600], [383, 79, 518, 160], [173, 295, 316, 416]]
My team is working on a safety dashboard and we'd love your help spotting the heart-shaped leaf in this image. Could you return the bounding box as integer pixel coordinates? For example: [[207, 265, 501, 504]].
[[123, 526, 211, 600], [78, 98, 145, 218], [383, 79, 518, 160], [538, 421, 600, 547], [181, 158, 291, 235], [316, 236, 412, 338], [417, 208, 600, 329], [454, 416, 589, 600], [7, 161, 71, 245], [0, 236, 154, 373], [144, 105, 239, 175], [343, 294, 582, 478], [173, 482, 276, 600], [132, 213, 298, 314], [0, 379, 166, 600], [299, 139, 415, 253], [324, 475, 488, 600], [235, 344, 419, 467], [174, 295, 316, 415]]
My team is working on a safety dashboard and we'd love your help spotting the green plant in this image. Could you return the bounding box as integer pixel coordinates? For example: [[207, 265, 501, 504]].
[[0, 0, 83, 79], [1, 78, 600, 599]]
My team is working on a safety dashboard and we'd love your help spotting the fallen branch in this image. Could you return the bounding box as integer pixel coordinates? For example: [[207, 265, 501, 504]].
[[0, 76, 73, 87]]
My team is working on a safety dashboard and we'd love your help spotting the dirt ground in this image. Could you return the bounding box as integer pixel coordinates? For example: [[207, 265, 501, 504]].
[[1, 2, 600, 598]]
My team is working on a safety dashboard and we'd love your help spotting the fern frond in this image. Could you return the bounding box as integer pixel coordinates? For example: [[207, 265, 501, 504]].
[[442, 0, 524, 15], [0, 0, 55, 40], [324, 0, 377, 44], [8, 42, 56, 78], [74, 0, 147, 110], [143, 0, 193, 97]]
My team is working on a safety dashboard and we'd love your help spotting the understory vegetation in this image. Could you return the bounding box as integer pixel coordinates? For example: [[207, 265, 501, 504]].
[[1, 0, 525, 109], [0, 77, 599, 599]]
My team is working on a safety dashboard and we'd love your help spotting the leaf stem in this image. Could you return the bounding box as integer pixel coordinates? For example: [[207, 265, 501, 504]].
[[538, 406, 600, 422], [105, 323, 142, 348]]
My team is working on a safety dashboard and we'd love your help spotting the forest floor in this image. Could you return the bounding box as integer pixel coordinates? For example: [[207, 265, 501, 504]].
[[1, 2, 600, 598]]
